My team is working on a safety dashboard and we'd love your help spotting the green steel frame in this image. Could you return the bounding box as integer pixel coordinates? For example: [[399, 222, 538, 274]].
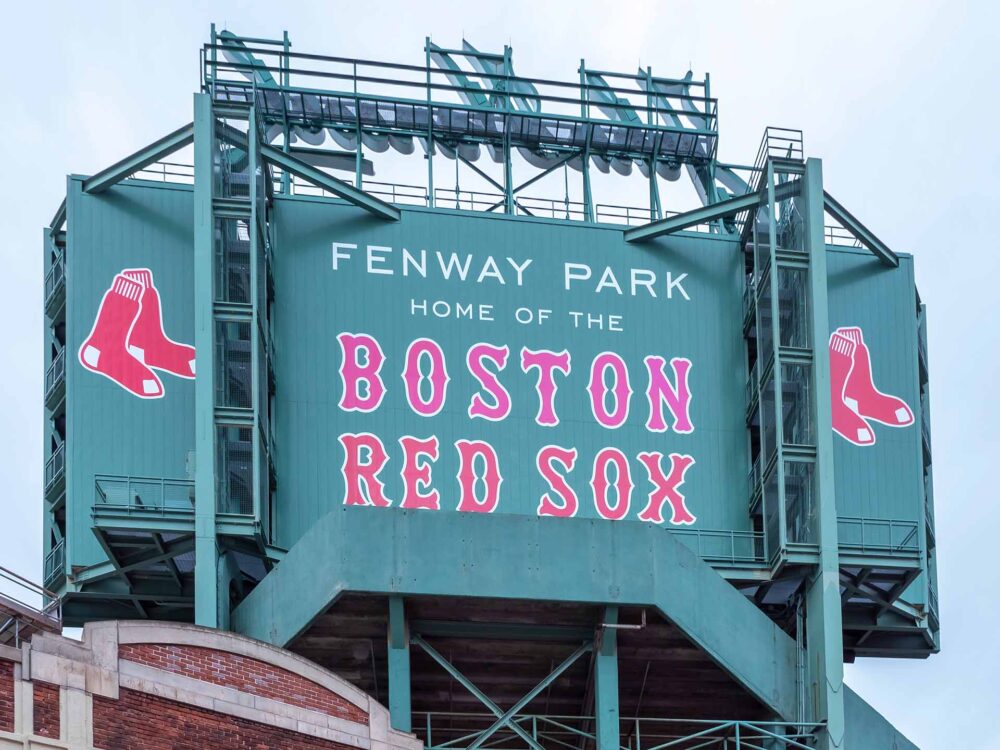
[[38, 26, 936, 750]]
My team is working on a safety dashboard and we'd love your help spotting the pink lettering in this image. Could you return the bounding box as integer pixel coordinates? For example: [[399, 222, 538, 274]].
[[402, 338, 450, 416], [637, 452, 696, 525], [521, 348, 571, 426], [587, 352, 632, 429], [467, 343, 512, 421], [456, 439, 502, 513], [644, 356, 693, 433], [591, 447, 632, 520], [399, 435, 440, 510], [337, 333, 386, 412], [338, 433, 392, 507], [536, 445, 579, 517]]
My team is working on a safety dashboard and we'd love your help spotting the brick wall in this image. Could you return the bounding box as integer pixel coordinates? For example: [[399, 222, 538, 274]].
[[93, 688, 358, 750], [119, 642, 368, 724], [32, 680, 60, 739], [0, 661, 12, 732]]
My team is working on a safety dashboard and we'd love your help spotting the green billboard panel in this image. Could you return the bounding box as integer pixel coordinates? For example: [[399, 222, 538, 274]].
[[272, 199, 749, 548], [65, 179, 196, 567], [827, 247, 924, 546]]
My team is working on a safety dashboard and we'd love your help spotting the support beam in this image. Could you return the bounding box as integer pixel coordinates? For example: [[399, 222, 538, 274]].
[[823, 191, 899, 268], [802, 158, 846, 749], [387, 596, 411, 733], [83, 123, 194, 194], [411, 619, 593, 642], [594, 606, 620, 750], [48, 199, 66, 237], [192, 94, 219, 627], [79, 535, 193, 586], [260, 143, 400, 221], [232, 508, 799, 720], [624, 180, 800, 243]]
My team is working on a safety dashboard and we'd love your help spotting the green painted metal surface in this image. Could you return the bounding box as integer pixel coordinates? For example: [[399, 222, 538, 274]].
[[388, 595, 412, 732], [843, 686, 919, 750], [827, 248, 922, 525], [192, 93, 219, 627], [270, 199, 749, 548], [63, 178, 196, 572], [594, 606, 619, 750], [230, 506, 799, 720], [801, 159, 845, 748]]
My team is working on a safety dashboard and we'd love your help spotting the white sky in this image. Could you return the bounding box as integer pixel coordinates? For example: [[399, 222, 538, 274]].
[[1, 2, 997, 747]]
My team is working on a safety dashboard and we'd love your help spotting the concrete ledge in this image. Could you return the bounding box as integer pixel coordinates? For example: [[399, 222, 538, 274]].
[[105, 620, 371, 712]]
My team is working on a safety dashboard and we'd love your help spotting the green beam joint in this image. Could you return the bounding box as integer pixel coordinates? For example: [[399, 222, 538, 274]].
[[595, 606, 620, 750], [387, 596, 412, 733], [83, 123, 195, 194], [624, 180, 800, 242], [823, 191, 899, 268], [465, 642, 592, 750], [260, 144, 401, 222]]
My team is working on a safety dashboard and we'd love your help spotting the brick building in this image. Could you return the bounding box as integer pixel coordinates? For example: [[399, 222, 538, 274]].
[[0, 621, 422, 750]]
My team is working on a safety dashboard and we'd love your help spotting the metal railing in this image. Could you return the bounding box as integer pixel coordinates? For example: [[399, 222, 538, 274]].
[[94, 474, 196, 515], [202, 36, 719, 147], [0, 565, 62, 648], [596, 202, 656, 226], [130, 161, 196, 184], [44, 444, 65, 494], [836, 516, 920, 555], [748, 128, 804, 192], [44, 254, 65, 310], [43, 540, 65, 586], [44, 349, 66, 403], [928, 585, 939, 623], [414, 712, 822, 750], [823, 225, 863, 248], [670, 528, 765, 566], [747, 453, 762, 507]]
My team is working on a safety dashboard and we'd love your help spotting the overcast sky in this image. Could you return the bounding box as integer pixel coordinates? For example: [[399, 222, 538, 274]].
[[1, 2, 997, 747]]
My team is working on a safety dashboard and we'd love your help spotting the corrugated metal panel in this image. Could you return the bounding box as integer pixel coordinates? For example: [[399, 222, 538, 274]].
[[65, 178, 196, 567], [271, 199, 749, 550], [827, 247, 922, 523]]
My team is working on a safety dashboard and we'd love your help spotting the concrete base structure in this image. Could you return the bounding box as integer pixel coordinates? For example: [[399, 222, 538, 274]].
[[0, 621, 422, 750]]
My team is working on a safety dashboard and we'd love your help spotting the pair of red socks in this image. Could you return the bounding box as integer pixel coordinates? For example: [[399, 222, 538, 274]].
[[78, 269, 195, 399], [829, 327, 912, 446]]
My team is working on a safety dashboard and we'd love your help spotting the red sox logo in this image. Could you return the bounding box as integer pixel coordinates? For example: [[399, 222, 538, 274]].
[[78, 269, 195, 398], [829, 327, 913, 446]]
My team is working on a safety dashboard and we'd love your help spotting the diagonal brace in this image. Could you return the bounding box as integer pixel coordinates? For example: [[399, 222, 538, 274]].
[[413, 635, 593, 750], [624, 180, 800, 243], [84, 123, 195, 194], [467, 641, 593, 750], [412, 635, 546, 750], [261, 143, 400, 221], [823, 191, 899, 268]]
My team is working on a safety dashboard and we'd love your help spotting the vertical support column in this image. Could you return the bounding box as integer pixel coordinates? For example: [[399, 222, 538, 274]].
[[595, 606, 620, 750], [387, 595, 412, 733], [193, 92, 219, 627], [801, 157, 845, 748], [425, 38, 435, 209]]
